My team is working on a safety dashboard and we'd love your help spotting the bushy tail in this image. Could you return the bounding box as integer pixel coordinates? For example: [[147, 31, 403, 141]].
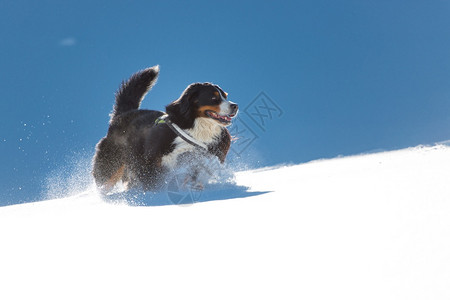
[[110, 65, 160, 121]]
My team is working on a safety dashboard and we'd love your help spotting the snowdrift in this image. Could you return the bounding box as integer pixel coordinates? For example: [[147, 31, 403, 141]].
[[1, 145, 450, 299]]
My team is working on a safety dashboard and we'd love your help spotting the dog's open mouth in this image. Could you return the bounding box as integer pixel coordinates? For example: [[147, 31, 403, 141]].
[[205, 111, 235, 125]]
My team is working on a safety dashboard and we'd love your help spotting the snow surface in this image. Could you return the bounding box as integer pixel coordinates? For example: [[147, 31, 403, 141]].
[[1, 145, 450, 300]]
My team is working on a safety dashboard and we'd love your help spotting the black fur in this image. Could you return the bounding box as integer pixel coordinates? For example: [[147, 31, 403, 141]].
[[110, 66, 160, 120], [92, 66, 237, 191]]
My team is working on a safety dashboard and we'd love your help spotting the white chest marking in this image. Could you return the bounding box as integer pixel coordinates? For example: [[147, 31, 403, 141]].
[[161, 118, 222, 169]]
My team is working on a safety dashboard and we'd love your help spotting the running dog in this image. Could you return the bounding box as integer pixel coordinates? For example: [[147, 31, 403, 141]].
[[92, 66, 238, 191]]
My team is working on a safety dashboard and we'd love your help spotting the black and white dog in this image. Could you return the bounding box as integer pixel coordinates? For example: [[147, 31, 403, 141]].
[[92, 66, 238, 191]]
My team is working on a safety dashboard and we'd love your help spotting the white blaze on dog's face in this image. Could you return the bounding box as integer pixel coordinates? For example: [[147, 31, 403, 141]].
[[197, 87, 239, 127]]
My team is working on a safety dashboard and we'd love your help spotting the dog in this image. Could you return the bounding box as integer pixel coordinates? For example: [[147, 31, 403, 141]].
[[92, 65, 238, 192]]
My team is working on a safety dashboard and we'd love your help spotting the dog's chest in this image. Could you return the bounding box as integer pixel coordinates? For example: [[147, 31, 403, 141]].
[[161, 118, 222, 168]]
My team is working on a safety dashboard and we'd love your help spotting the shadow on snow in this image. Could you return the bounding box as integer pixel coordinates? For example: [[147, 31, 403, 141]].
[[103, 182, 270, 207]]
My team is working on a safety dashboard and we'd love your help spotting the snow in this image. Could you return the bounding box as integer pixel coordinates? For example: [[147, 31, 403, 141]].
[[1, 145, 450, 299]]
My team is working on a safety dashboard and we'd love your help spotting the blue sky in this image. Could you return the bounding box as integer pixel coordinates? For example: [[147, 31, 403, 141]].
[[1, 0, 450, 205]]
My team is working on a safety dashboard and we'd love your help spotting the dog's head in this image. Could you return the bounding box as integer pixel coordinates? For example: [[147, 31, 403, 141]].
[[166, 83, 238, 129]]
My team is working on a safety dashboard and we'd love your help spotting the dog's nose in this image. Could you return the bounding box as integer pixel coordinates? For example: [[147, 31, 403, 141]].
[[230, 102, 238, 112]]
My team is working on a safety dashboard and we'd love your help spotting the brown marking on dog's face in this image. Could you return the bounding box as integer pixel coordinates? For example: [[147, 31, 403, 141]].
[[197, 105, 221, 118], [214, 90, 228, 99]]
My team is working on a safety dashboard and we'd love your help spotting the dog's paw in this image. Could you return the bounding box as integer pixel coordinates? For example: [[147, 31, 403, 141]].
[[182, 175, 204, 191]]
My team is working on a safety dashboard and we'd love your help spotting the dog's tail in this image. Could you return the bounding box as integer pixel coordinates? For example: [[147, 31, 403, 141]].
[[110, 65, 160, 121]]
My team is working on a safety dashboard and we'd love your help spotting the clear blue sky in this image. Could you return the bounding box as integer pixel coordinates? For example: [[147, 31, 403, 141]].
[[1, 0, 450, 205]]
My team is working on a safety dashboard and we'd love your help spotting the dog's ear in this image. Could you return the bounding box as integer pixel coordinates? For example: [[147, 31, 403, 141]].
[[178, 84, 199, 116], [166, 83, 201, 128]]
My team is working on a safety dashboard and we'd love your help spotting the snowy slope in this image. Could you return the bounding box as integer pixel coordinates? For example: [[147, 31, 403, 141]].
[[1, 145, 450, 300]]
